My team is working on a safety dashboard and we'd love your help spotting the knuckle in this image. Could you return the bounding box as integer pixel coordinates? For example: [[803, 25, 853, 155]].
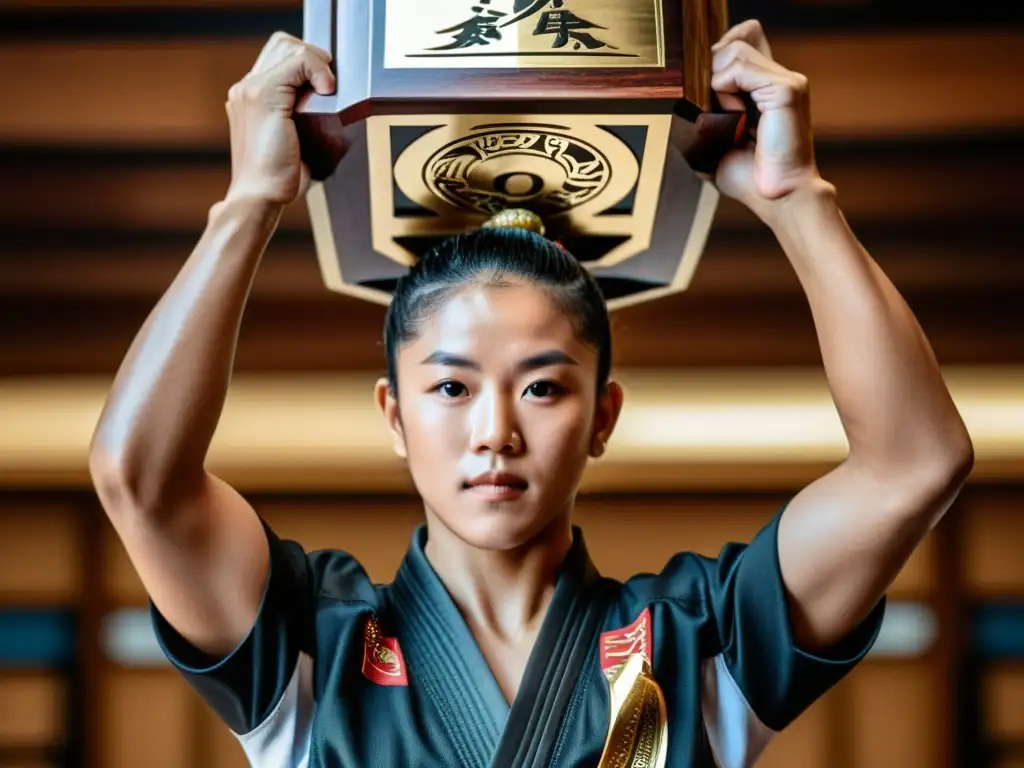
[[299, 48, 329, 74], [725, 39, 752, 63], [742, 18, 764, 35], [716, 39, 742, 63], [227, 80, 248, 103], [286, 46, 312, 67], [239, 78, 265, 104]]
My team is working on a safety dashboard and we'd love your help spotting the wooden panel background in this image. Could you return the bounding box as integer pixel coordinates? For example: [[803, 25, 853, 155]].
[[0, 506, 81, 605], [1, 1, 1022, 767]]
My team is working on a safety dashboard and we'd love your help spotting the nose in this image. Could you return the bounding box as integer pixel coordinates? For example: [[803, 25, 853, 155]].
[[471, 387, 524, 456]]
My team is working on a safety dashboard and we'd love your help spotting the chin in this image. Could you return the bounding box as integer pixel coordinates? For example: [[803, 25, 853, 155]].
[[443, 497, 555, 552]]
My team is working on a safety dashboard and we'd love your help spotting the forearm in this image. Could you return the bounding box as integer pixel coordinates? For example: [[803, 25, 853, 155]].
[[90, 196, 282, 514], [766, 182, 973, 475]]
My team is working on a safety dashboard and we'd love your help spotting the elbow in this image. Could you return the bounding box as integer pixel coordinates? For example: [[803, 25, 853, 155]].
[[88, 429, 143, 518], [88, 426, 194, 522], [909, 424, 975, 516], [942, 425, 975, 491], [851, 421, 974, 521], [932, 401, 975, 487]]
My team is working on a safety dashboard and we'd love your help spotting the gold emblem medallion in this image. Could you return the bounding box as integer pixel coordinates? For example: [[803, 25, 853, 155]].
[[367, 113, 670, 270]]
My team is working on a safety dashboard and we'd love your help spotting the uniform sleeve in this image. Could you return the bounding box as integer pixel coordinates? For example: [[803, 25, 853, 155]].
[[699, 507, 885, 765], [150, 517, 372, 746]]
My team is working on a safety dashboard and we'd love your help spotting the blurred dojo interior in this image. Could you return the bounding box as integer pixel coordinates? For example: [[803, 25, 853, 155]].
[[0, 1, 1022, 767]]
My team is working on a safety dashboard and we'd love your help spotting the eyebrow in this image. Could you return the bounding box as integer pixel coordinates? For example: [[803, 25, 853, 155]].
[[420, 350, 578, 374]]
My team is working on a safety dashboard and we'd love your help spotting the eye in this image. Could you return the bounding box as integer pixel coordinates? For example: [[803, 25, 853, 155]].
[[524, 380, 564, 399], [433, 380, 468, 399]]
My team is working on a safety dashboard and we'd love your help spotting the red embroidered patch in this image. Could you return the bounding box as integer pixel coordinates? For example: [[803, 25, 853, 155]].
[[733, 112, 749, 143], [361, 615, 408, 686], [599, 607, 653, 679]]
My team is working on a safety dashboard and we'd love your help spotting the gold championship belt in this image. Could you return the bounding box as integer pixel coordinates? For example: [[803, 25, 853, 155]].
[[295, 0, 746, 311], [600, 653, 669, 767]]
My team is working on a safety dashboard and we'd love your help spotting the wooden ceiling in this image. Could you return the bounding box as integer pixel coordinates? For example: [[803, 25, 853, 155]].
[[1, 2, 1022, 378]]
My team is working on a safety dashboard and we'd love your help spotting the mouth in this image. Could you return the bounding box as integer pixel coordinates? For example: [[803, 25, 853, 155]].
[[463, 471, 529, 502]]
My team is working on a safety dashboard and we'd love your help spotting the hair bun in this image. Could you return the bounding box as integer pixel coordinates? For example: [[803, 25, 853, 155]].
[[480, 208, 546, 238]]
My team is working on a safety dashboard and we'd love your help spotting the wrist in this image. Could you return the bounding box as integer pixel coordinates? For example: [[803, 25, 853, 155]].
[[759, 176, 839, 234], [209, 194, 284, 230]]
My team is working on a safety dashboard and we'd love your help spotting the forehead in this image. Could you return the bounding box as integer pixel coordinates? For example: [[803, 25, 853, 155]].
[[403, 280, 591, 362]]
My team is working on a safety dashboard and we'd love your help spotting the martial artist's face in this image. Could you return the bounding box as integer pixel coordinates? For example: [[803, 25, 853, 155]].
[[376, 279, 622, 551]]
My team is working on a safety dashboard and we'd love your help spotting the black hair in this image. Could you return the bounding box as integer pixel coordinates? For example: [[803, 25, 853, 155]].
[[384, 227, 612, 393]]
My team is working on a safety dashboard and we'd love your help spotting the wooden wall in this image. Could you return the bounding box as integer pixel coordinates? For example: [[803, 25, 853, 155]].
[[0, 4, 1023, 376], [0, 1, 1022, 767]]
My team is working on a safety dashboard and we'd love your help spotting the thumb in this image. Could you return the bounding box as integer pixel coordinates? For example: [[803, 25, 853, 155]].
[[714, 147, 757, 204]]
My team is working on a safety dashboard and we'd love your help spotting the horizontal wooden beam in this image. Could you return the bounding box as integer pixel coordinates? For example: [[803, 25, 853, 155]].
[[2, 367, 1022, 493], [3, 137, 1020, 235], [0, 289, 1021, 376], [2, 210, 1020, 375], [1, 268, 1020, 376], [1, 30, 1022, 146], [3, 229, 1019, 303]]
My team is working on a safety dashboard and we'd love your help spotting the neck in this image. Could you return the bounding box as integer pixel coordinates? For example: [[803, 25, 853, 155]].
[[423, 512, 574, 644]]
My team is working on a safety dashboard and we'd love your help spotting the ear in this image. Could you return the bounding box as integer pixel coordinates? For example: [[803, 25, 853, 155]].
[[374, 377, 407, 459], [589, 381, 624, 459]]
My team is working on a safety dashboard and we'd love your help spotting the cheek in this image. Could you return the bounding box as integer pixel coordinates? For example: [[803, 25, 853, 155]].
[[527, 401, 593, 462], [400, 396, 465, 456]]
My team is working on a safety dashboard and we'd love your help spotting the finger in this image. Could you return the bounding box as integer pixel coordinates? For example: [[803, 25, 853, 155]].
[[712, 18, 772, 60], [251, 32, 332, 76], [712, 39, 778, 79], [251, 31, 299, 74], [711, 56, 806, 110], [711, 57, 774, 99], [270, 47, 337, 96], [303, 42, 332, 65]]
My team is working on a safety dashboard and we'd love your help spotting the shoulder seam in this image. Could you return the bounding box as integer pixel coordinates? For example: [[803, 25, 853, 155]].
[[644, 594, 705, 610]]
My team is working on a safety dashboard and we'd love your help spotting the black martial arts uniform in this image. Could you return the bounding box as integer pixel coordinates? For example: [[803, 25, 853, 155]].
[[152, 507, 884, 767]]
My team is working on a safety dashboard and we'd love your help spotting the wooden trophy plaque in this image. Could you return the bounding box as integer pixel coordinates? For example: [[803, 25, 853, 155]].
[[296, 0, 743, 310]]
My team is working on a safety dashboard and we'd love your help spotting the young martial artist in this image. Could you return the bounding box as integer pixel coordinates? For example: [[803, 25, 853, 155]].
[[89, 20, 973, 768]]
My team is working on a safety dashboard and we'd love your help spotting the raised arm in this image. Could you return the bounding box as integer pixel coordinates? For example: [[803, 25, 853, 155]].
[[89, 33, 336, 656], [710, 21, 973, 652]]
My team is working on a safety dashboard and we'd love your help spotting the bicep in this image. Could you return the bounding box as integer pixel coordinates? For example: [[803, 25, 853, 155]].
[[106, 472, 269, 657], [779, 458, 958, 652]]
